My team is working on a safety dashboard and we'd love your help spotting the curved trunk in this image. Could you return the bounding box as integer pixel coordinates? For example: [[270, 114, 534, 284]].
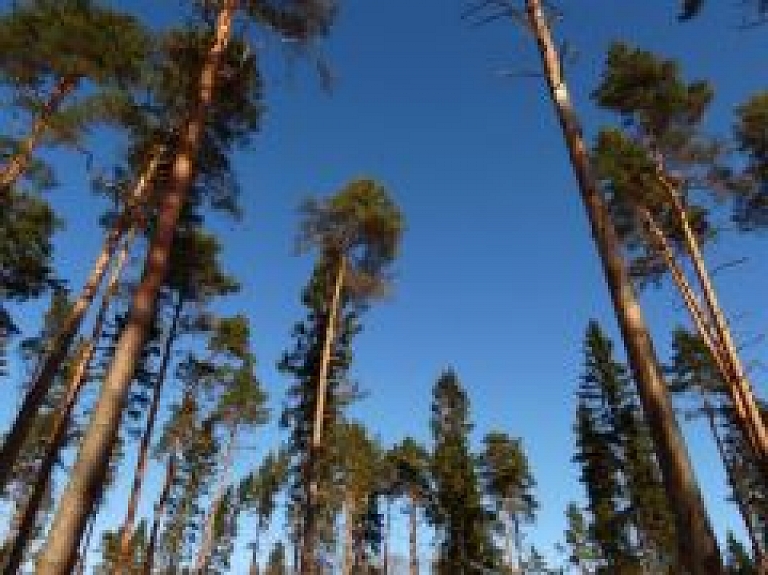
[[1, 227, 135, 574], [524, 1, 722, 571], [143, 455, 175, 575], [0, 74, 80, 193], [0, 153, 159, 489], [35, 4, 237, 572], [117, 292, 184, 569]]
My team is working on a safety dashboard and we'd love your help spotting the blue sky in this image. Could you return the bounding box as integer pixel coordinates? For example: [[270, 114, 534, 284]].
[[2, 0, 768, 571]]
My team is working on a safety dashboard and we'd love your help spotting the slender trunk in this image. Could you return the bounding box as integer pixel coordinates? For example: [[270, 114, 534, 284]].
[[409, 493, 418, 575], [73, 511, 96, 575], [1, 228, 135, 575], [524, 1, 722, 572], [702, 395, 764, 563], [303, 257, 345, 575], [195, 425, 236, 573], [513, 516, 522, 572], [0, 153, 159, 489], [143, 455, 175, 575], [312, 256, 346, 448], [117, 292, 184, 570], [0, 74, 80, 193], [664, 177, 768, 471], [383, 497, 391, 575], [35, 4, 236, 572], [343, 498, 354, 575]]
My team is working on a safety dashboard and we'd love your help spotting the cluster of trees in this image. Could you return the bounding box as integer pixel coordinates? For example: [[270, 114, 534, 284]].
[[0, 0, 767, 573]]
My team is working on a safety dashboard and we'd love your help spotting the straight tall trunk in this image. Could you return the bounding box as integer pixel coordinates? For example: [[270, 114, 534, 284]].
[[143, 455, 175, 575], [35, 5, 237, 572], [117, 292, 184, 570], [0, 154, 159, 489], [524, 1, 722, 571], [0, 74, 80, 193], [665, 180, 768, 470], [409, 493, 418, 575], [312, 256, 346, 448], [1, 228, 135, 575], [194, 425, 236, 573]]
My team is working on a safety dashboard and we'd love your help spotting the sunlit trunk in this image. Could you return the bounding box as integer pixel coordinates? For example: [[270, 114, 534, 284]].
[[661, 176, 768, 472], [524, 1, 722, 571], [0, 74, 80, 192], [35, 4, 237, 572], [1, 226, 135, 574], [0, 153, 159, 489]]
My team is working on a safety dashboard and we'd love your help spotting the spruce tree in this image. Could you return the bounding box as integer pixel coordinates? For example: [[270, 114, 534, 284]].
[[428, 369, 498, 574]]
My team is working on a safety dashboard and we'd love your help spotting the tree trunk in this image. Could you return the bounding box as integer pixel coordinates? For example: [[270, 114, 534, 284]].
[[663, 177, 768, 471], [702, 395, 764, 563], [34, 4, 237, 572], [409, 492, 418, 575], [0, 153, 159, 490], [195, 424, 236, 573], [0, 74, 80, 193], [343, 498, 354, 575], [383, 497, 391, 575], [312, 255, 346, 448], [524, 1, 722, 572], [73, 511, 96, 575], [117, 292, 184, 570], [143, 455, 175, 575], [1, 226, 135, 575]]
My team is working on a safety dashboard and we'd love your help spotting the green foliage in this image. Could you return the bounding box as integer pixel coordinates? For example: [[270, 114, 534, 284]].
[[298, 179, 404, 299], [0, 189, 60, 306], [0, 0, 150, 88], [574, 321, 678, 572], [428, 369, 499, 574], [733, 91, 768, 229]]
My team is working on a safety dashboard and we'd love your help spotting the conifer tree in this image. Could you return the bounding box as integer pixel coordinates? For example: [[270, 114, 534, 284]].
[[428, 369, 498, 574], [591, 43, 768, 476], [463, 2, 720, 568], [37, 2, 335, 570], [480, 431, 538, 572], [297, 179, 403, 456], [0, 0, 150, 191], [388, 437, 430, 575], [279, 262, 362, 573]]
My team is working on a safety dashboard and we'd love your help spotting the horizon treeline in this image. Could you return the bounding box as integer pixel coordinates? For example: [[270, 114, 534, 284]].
[[0, 0, 767, 574]]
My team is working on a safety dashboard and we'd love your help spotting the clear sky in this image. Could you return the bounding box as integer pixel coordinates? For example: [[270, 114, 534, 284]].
[[2, 0, 768, 572]]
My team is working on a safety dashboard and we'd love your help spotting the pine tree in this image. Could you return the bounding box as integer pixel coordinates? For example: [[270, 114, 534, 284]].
[[0, 0, 150, 191], [36, 2, 335, 569], [480, 431, 538, 572], [461, 2, 721, 568], [563, 503, 597, 574], [591, 43, 768, 477], [279, 262, 362, 574], [428, 369, 498, 574]]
